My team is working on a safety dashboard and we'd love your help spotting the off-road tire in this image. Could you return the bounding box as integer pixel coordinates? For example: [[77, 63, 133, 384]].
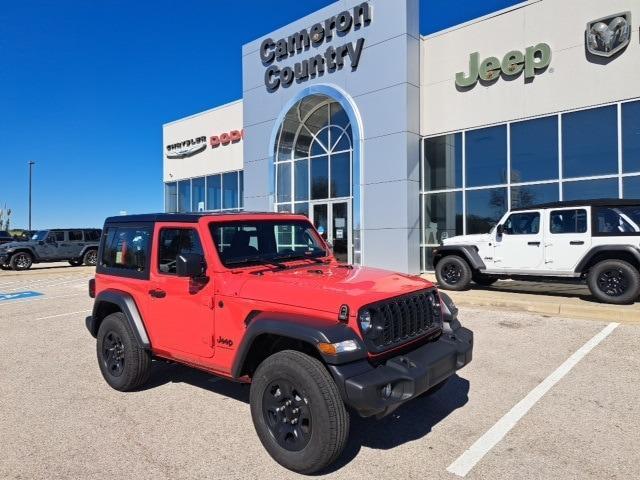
[[68, 259, 83, 267], [83, 249, 98, 266], [587, 259, 640, 305], [250, 350, 349, 474], [473, 273, 498, 287], [9, 252, 33, 271], [96, 312, 151, 391], [436, 255, 472, 291]]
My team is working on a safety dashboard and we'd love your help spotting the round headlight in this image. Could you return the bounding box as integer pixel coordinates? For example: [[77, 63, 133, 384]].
[[359, 309, 372, 333]]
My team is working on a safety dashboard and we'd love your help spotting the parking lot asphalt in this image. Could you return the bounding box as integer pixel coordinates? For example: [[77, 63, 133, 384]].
[[1, 264, 638, 479]]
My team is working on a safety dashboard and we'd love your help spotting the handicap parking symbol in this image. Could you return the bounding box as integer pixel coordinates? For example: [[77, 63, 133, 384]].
[[0, 291, 43, 302]]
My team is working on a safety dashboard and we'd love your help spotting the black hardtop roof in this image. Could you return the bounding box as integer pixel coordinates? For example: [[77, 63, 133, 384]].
[[36, 227, 102, 231], [512, 198, 640, 211], [104, 211, 300, 224]]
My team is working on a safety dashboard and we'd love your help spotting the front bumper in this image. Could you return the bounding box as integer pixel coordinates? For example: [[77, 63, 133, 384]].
[[0, 253, 9, 265], [328, 327, 473, 417]]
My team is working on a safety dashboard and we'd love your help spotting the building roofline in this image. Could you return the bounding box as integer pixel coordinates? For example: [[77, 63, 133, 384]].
[[163, 98, 243, 127], [420, 0, 539, 41]]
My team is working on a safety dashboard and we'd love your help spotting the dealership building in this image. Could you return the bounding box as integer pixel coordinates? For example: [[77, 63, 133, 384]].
[[163, 0, 640, 273]]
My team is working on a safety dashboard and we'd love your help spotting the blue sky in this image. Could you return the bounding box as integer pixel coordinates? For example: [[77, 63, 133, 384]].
[[0, 0, 521, 229]]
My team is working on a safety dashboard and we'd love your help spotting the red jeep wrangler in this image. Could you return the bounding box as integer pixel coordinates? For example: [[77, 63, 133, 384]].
[[86, 212, 473, 473]]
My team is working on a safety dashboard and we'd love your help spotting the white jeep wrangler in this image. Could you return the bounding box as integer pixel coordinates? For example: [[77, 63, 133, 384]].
[[433, 199, 640, 305]]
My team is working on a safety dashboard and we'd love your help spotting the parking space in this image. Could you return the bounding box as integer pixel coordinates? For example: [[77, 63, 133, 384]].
[[0, 266, 638, 479]]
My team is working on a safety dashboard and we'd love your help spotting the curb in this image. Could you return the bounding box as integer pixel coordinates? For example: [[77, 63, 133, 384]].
[[444, 293, 640, 324]]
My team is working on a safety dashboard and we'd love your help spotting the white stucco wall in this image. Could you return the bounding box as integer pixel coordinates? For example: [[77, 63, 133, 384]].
[[420, 0, 640, 136], [162, 99, 244, 182]]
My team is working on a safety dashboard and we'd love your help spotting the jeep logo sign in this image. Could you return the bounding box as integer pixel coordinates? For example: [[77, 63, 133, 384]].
[[456, 43, 552, 89]]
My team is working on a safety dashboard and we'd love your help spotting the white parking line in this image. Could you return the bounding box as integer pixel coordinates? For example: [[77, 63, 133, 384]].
[[446, 322, 620, 478], [35, 310, 91, 320]]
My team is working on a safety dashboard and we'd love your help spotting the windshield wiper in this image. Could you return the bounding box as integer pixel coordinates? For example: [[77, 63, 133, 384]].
[[224, 256, 287, 269], [271, 252, 329, 264]]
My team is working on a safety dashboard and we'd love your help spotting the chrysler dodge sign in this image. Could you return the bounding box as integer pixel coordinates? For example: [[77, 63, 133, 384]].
[[166, 130, 243, 159], [260, 2, 372, 91]]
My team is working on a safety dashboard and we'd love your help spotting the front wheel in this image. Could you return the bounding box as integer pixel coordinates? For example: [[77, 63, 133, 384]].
[[250, 350, 349, 474], [9, 252, 33, 271], [587, 259, 640, 305], [68, 259, 83, 266], [436, 256, 472, 291]]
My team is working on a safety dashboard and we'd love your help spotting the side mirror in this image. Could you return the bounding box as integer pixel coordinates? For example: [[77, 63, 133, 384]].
[[496, 224, 504, 236], [176, 253, 206, 278]]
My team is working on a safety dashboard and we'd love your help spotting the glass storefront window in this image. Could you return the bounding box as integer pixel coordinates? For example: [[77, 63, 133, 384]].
[[206, 175, 221, 210], [276, 163, 291, 203], [294, 160, 308, 201], [466, 188, 507, 234], [310, 155, 329, 199], [466, 125, 507, 187], [562, 178, 618, 201], [330, 152, 350, 198], [562, 105, 618, 178], [222, 171, 239, 209], [423, 191, 463, 245], [622, 101, 640, 173], [511, 116, 558, 182], [623, 176, 640, 198], [239, 171, 244, 209], [510, 182, 559, 209], [165, 182, 177, 213], [423, 133, 463, 190], [177, 180, 190, 213], [191, 177, 205, 212]]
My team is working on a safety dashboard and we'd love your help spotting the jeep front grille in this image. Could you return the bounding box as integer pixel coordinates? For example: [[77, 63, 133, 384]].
[[362, 289, 441, 353]]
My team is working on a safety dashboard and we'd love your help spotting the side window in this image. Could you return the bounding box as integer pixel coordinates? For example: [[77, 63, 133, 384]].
[[101, 226, 151, 271], [550, 209, 588, 234], [84, 230, 101, 241], [158, 228, 204, 274], [68, 230, 83, 241], [52, 231, 65, 242], [503, 212, 540, 235], [594, 206, 640, 235]]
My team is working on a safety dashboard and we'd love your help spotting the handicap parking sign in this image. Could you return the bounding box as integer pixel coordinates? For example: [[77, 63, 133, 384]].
[[0, 291, 43, 302]]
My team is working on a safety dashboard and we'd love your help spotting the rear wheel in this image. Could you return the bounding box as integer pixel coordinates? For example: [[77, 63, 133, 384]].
[[96, 312, 151, 391], [9, 252, 32, 271], [436, 256, 472, 291], [83, 249, 98, 266], [250, 350, 349, 474], [587, 259, 640, 305]]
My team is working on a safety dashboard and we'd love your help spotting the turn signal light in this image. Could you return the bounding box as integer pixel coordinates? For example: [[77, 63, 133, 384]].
[[317, 340, 359, 356]]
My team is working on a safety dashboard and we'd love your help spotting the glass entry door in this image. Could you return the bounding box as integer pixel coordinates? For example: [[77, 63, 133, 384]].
[[311, 200, 351, 264]]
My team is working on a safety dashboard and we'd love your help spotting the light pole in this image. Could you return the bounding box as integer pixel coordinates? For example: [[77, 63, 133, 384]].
[[28, 161, 35, 230]]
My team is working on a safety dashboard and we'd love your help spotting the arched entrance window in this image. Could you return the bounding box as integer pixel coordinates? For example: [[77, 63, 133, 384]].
[[274, 94, 355, 263]]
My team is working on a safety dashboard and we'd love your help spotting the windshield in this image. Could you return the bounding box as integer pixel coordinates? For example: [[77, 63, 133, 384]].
[[210, 220, 327, 268], [594, 205, 640, 234], [31, 230, 48, 241]]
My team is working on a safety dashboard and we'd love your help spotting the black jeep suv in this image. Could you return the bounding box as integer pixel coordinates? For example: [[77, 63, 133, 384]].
[[0, 229, 101, 271]]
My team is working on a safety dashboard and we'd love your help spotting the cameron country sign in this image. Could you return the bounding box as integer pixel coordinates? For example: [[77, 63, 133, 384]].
[[260, 2, 372, 91]]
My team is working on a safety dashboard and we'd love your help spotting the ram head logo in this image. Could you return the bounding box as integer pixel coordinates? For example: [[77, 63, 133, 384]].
[[586, 12, 631, 58]]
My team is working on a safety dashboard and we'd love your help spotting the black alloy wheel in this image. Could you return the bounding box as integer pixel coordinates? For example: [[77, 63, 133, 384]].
[[596, 268, 628, 297], [262, 379, 312, 452], [10, 252, 32, 270], [442, 263, 462, 284], [101, 331, 125, 377]]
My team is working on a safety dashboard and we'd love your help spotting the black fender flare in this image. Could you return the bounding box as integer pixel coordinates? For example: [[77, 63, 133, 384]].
[[574, 245, 640, 273], [432, 245, 486, 271], [88, 289, 151, 349], [231, 312, 367, 379]]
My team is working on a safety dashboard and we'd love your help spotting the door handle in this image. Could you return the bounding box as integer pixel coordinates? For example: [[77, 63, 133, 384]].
[[148, 289, 166, 298], [528, 241, 541, 246], [570, 241, 585, 245]]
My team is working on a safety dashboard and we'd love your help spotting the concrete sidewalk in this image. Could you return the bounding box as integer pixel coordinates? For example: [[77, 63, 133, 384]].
[[422, 275, 640, 324]]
